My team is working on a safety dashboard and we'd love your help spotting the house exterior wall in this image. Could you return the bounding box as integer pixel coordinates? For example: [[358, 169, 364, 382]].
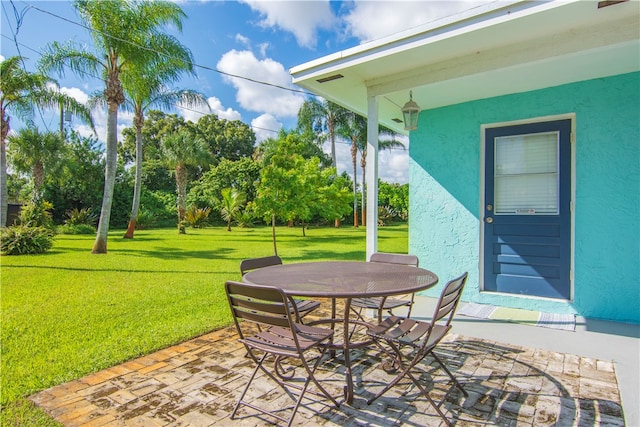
[[409, 71, 639, 323]]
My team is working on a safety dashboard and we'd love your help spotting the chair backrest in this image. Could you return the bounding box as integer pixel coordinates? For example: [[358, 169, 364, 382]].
[[432, 272, 468, 326], [369, 252, 419, 267], [240, 255, 283, 275], [225, 280, 293, 331]]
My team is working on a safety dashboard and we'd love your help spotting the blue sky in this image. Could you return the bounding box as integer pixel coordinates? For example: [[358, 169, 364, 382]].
[[1, 0, 483, 183]]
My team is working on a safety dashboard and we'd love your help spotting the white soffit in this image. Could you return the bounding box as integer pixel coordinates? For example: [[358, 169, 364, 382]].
[[291, 0, 640, 133]]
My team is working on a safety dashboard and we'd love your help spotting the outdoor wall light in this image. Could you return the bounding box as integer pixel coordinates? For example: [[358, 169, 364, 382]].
[[401, 90, 420, 131]]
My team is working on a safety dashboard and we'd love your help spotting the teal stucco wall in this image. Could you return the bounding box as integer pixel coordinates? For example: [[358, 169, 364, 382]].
[[409, 72, 639, 323]]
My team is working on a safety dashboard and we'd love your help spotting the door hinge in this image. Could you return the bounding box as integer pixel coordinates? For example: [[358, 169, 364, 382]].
[[570, 132, 575, 144]]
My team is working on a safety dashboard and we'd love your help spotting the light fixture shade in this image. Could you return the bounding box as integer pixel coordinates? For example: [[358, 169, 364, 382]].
[[401, 91, 420, 131]]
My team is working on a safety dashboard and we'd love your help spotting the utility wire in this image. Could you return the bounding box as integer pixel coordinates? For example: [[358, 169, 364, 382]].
[[21, 0, 314, 96], [3, 3, 407, 152], [1, 32, 282, 136]]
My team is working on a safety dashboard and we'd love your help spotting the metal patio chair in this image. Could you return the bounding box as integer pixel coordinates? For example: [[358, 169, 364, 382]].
[[240, 255, 321, 322], [351, 252, 420, 323], [225, 280, 339, 427], [365, 272, 469, 427]]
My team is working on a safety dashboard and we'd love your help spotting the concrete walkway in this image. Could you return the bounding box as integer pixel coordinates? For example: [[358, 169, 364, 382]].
[[412, 296, 640, 426], [30, 298, 628, 426]]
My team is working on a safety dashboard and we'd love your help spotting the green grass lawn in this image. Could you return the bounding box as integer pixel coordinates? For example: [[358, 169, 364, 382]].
[[0, 224, 408, 425]]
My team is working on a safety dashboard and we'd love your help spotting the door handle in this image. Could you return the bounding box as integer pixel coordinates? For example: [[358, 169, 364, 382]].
[[485, 217, 493, 224]]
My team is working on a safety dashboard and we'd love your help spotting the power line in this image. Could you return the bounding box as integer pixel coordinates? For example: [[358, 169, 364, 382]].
[[20, 0, 314, 96], [1, 34, 283, 136], [3, 1, 299, 135]]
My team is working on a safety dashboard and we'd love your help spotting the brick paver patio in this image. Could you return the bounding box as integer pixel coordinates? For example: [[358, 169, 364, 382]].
[[30, 305, 624, 426]]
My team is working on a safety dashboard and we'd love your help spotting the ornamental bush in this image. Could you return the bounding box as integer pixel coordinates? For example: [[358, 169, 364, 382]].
[[1, 225, 55, 255]]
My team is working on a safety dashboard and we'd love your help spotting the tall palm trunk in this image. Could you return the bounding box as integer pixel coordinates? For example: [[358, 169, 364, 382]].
[[328, 118, 337, 169], [351, 138, 358, 228], [92, 102, 119, 253], [32, 160, 45, 201], [271, 214, 278, 256], [1, 112, 9, 227], [360, 153, 366, 226], [124, 114, 143, 238], [176, 163, 187, 234]]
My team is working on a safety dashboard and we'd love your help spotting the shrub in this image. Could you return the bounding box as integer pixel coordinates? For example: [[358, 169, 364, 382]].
[[57, 224, 96, 235], [135, 209, 155, 230], [19, 200, 54, 229], [64, 207, 97, 226], [185, 206, 211, 228], [1, 225, 55, 255], [378, 205, 396, 226], [236, 210, 255, 228]]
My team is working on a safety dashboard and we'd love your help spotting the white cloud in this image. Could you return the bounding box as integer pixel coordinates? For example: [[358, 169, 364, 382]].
[[217, 49, 305, 119], [0, 55, 5, 62], [344, 1, 485, 42], [379, 149, 409, 184], [251, 114, 282, 142], [326, 136, 409, 184], [177, 96, 241, 123], [59, 86, 90, 104], [235, 33, 250, 47], [71, 106, 133, 145], [242, 0, 335, 48]]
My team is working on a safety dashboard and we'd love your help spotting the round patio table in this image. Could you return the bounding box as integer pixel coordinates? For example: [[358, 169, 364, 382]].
[[243, 260, 439, 404]]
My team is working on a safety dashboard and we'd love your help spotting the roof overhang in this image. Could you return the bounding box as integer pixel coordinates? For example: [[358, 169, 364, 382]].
[[291, 0, 640, 134]]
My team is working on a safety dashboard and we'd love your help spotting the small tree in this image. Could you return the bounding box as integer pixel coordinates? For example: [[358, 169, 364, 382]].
[[7, 128, 67, 201], [219, 188, 246, 231], [254, 133, 352, 251], [160, 128, 209, 233]]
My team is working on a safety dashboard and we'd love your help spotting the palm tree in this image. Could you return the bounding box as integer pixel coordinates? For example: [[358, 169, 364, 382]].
[[356, 123, 405, 225], [0, 55, 93, 227], [298, 99, 350, 227], [39, 0, 189, 253], [297, 98, 349, 170], [121, 60, 208, 239], [220, 188, 246, 232], [7, 128, 67, 201], [161, 129, 210, 234], [337, 112, 366, 227]]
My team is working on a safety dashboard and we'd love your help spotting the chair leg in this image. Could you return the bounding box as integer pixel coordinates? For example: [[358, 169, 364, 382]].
[[231, 352, 267, 420], [403, 369, 453, 427], [366, 343, 455, 427], [431, 352, 468, 397], [233, 347, 338, 426]]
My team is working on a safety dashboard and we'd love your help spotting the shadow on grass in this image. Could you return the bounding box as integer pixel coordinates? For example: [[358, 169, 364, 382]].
[[2, 264, 234, 275]]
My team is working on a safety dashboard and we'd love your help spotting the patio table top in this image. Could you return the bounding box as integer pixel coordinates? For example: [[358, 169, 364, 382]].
[[243, 260, 438, 298], [30, 299, 624, 426]]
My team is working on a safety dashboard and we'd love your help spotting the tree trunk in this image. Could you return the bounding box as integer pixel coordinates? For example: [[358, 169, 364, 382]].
[[351, 139, 358, 228], [334, 218, 341, 228], [92, 103, 118, 254], [124, 115, 143, 239], [32, 161, 45, 201], [176, 164, 187, 234], [271, 214, 278, 256], [124, 220, 137, 238], [329, 120, 337, 169], [1, 112, 10, 227], [361, 156, 367, 226]]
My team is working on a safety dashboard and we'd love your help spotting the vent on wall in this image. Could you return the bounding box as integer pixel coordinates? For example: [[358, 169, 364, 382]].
[[597, 0, 628, 8], [316, 74, 344, 83]]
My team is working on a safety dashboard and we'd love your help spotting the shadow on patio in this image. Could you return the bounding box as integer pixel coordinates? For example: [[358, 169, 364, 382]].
[[30, 302, 624, 427]]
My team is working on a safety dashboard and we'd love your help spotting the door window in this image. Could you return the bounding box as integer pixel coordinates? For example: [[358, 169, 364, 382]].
[[494, 132, 559, 215]]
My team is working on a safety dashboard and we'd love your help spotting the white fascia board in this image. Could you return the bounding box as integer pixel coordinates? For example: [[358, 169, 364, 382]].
[[290, 0, 576, 83]]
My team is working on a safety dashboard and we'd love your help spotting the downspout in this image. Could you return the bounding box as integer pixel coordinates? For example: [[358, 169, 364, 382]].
[[365, 91, 379, 260]]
